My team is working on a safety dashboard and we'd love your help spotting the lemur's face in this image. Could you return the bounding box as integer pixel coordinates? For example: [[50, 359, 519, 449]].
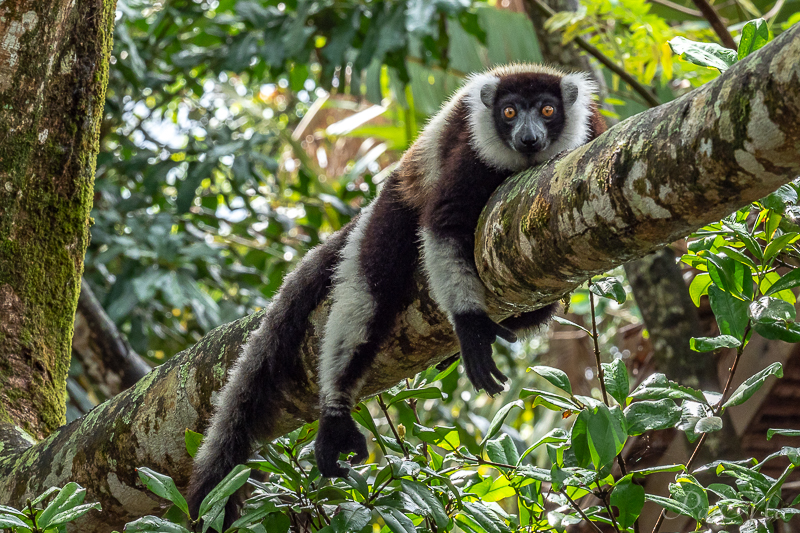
[[481, 74, 569, 158]]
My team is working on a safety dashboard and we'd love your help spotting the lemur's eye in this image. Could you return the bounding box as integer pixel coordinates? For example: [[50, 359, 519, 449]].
[[542, 105, 555, 117], [503, 106, 516, 119]]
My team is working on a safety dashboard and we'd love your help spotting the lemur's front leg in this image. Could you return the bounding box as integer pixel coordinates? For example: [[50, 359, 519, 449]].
[[421, 170, 521, 396]]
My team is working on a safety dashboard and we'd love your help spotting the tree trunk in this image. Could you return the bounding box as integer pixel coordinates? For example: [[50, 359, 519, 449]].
[[0, 24, 797, 531], [0, 0, 117, 438]]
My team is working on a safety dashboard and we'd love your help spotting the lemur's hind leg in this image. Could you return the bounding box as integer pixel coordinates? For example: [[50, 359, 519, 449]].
[[316, 189, 419, 478]]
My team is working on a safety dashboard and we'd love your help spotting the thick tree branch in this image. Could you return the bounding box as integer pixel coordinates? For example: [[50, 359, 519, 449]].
[[0, 24, 798, 532]]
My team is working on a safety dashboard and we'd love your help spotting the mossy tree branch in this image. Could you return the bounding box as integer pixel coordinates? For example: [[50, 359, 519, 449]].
[[0, 23, 798, 533]]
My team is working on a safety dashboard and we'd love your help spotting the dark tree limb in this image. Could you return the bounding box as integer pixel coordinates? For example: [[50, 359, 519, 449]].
[[72, 280, 151, 398], [691, 0, 738, 50], [0, 23, 798, 533]]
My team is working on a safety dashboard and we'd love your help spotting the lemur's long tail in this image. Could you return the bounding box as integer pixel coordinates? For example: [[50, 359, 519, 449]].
[[187, 219, 357, 526]]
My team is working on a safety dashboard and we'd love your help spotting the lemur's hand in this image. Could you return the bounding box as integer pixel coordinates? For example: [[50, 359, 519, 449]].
[[315, 411, 369, 478], [454, 312, 517, 396]]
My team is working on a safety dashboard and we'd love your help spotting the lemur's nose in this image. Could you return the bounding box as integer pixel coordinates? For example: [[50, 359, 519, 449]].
[[521, 134, 541, 150]]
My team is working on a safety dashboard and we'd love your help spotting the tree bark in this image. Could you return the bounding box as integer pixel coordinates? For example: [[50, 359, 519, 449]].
[[0, 0, 117, 438], [0, 22, 798, 533]]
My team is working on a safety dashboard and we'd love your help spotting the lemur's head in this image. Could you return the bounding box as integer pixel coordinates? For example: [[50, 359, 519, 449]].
[[467, 65, 597, 171]]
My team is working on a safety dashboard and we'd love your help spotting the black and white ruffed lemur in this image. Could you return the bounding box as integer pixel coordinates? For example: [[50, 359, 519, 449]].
[[187, 64, 606, 525]]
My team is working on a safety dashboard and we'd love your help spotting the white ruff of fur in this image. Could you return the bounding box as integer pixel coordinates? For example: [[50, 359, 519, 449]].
[[318, 203, 376, 410]]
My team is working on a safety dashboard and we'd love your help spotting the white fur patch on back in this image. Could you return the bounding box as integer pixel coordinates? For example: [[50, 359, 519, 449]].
[[318, 203, 376, 409], [533, 72, 598, 162], [421, 229, 487, 321]]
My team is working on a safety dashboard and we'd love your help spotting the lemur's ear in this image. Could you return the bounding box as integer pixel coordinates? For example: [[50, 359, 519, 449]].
[[480, 83, 497, 108], [561, 78, 580, 108]]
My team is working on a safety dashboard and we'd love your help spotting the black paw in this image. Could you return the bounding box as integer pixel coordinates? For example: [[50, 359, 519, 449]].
[[453, 312, 515, 396], [315, 412, 368, 478]]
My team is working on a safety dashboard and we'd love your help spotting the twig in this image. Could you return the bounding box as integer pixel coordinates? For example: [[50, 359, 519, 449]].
[[588, 284, 610, 406], [596, 481, 622, 533], [651, 322, 751, 533], [377, 394, 408, 458], [525, 0, 661, 108], [562, 490, 605, 533], [690, 0, 738, 50], [648, 0, 703, 17], [765, 0, 786, 20], [405, 378, 428, 460]]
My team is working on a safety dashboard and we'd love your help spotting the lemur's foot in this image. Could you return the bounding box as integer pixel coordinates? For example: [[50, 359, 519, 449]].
[[315, 412, 368, 478], [454, 312, 516, 396]]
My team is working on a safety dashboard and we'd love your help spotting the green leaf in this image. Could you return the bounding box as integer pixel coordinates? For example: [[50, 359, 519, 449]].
[[738, 18, 771, 60], [0, 515, 29, 529], [749, 296, 796, 324], [376, 505, 416, 533], [668, 36, 738, 71], [552, 315, 592, 335], [722, 362, 783, 409], [689, 335, 741, 352], [571, 405, 627, 470], [645, 494, 696, 518], [185, 429, 203, 458], [470, 475, 516, 502], [46, 502, 102, 528], [38, 482, 85, 529], [689, 273, 712, 307], [610, 475, 644, 528], [719, 245, 757, 270], [708, 285, 750, 340], [137, 468, 189, 516], [753, 320, 800, 342], [760, 183, 797, 211], [518, 428, 569, 464], [486, 433, 520, 466], [589, 277, 626, 303], [528, 366, 572, 395], [764, 232, 800, 263], [624, 399, 681, 436], [198, 464, 250, 517], [629, 373, 707, 404], [722, 221, 763, 260], [460, 501, 511, 533], [230, 501, 280, 529], [481, 400, 524, 449], [767, 428, 800, 439], [707, 254, 753, 300], [695, 416, 723, 433], [123, 515, 192, 532], [386, 386, 445, 406], [330, 502, 371, 533], [398, 479, 448, 528], [669, 478, 708, 522], [519, 389, 580, 411], [413, 424, 460, 451], [352, 402, 387, 454], [764, 267, 800, 296], [602, 359, 630, 406]]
